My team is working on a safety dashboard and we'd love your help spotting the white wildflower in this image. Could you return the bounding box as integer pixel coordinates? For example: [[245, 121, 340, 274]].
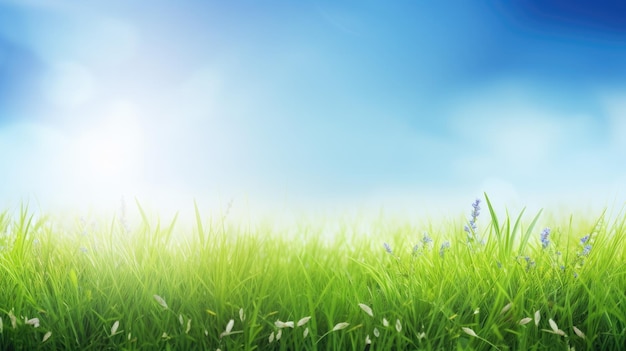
[[544, 319, 566, 336], [276, 328, 282, 341], [153, 295, 168, 309], [358, 303, 374, 317], [365, 334, 372, 344], [268, 331, 275, 343], [417, 331, 426, 340], [462, 327, 478, 337], [473, 308, 480, 315], [239, 308, 245, 322], [220, 319, 235, 338], [297, 316, 311, 327], [500, 302, 512, 315], [332, 322, 350, 331], [8, 310, 16, 329], [549, 319, 559, 332], [111, 320, 120, 335], [303, 327, 309, 338], [395, 319, 402, 332], [535, 310, 541, 326], [42, 331, 52, 343], [519, 317, 533, 325], [25, 318, 40, 328], [382, 318, 389, 327], [573, 326, 586, 339], [275, 320, 294, 328], [186, 319, 192, 334], [373, 327, 380, 337]]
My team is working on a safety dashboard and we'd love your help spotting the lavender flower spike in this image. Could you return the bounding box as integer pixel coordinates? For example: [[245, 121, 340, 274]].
[[540, 228, 550, 249], [439, 241, 450, 257], [384, 242, 392, 254]]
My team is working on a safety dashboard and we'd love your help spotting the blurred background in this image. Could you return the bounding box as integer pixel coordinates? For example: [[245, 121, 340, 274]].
[[1, 0, 625, 220]]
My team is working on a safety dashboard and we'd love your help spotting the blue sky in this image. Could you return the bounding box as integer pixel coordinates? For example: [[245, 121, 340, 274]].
[[1, 0, 626, 216]]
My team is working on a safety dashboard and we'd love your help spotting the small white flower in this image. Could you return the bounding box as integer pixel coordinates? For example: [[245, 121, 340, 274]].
[[275, 320, 295, 328], [395, 319, 402, 332], [186, 319, 192, 334], [573, 326, 586, 339], [544, 319, 566, 336], [417, 331, 426, 340], [332, 322, 350, 331], [220, 319, 235, 337], [153, 295, 168, 309], [42, 331, 52, 343], [111, 320, 120, 335], [359, 303, 374, 317], [519, 317, 533, 325], [500, 303, 512, 315], [303, 327, 309, 338], [462, 327, 478, 337], [549, 319, 559, 333], [8, 310, 16, 329], [239, 308, 245, 322], [534, 310, 541, 326], [382, 318, 389, 327], [276, 328, 283, 341], [473, 308, 480, 315], [365, 334, 372, 344], [25, 318, 40, 328], [373, 327, 380, 337], [268, 331, 275, 343], [297, 316, 311, 327]]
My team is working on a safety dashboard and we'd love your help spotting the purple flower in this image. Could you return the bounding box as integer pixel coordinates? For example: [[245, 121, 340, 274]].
[[439, 241, 450, 257], [580, 235, 590, 245], [540, 228, 550, 249], [464, 199, 481, 240], [412, 244, 420, 254], [384, 242, 392, 254], [581, 244, 592, 256], [422, 232, 433, 246]]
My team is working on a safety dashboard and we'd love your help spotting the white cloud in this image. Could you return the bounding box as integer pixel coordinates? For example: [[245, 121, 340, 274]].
[[445, 80, 622, 210]]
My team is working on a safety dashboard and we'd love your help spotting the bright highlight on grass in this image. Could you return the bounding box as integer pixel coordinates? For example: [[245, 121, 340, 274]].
[[0, 195, 625, 349]]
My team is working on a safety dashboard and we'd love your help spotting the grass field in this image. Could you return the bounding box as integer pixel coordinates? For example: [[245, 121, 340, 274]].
[[1, 195, 625, 350]]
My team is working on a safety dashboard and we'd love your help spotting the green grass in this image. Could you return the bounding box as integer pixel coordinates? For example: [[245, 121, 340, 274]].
[[1, 195, 626, 350]]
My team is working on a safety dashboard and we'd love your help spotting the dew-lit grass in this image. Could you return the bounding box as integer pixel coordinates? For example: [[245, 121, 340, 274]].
[[1, 195, 625, 350]]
